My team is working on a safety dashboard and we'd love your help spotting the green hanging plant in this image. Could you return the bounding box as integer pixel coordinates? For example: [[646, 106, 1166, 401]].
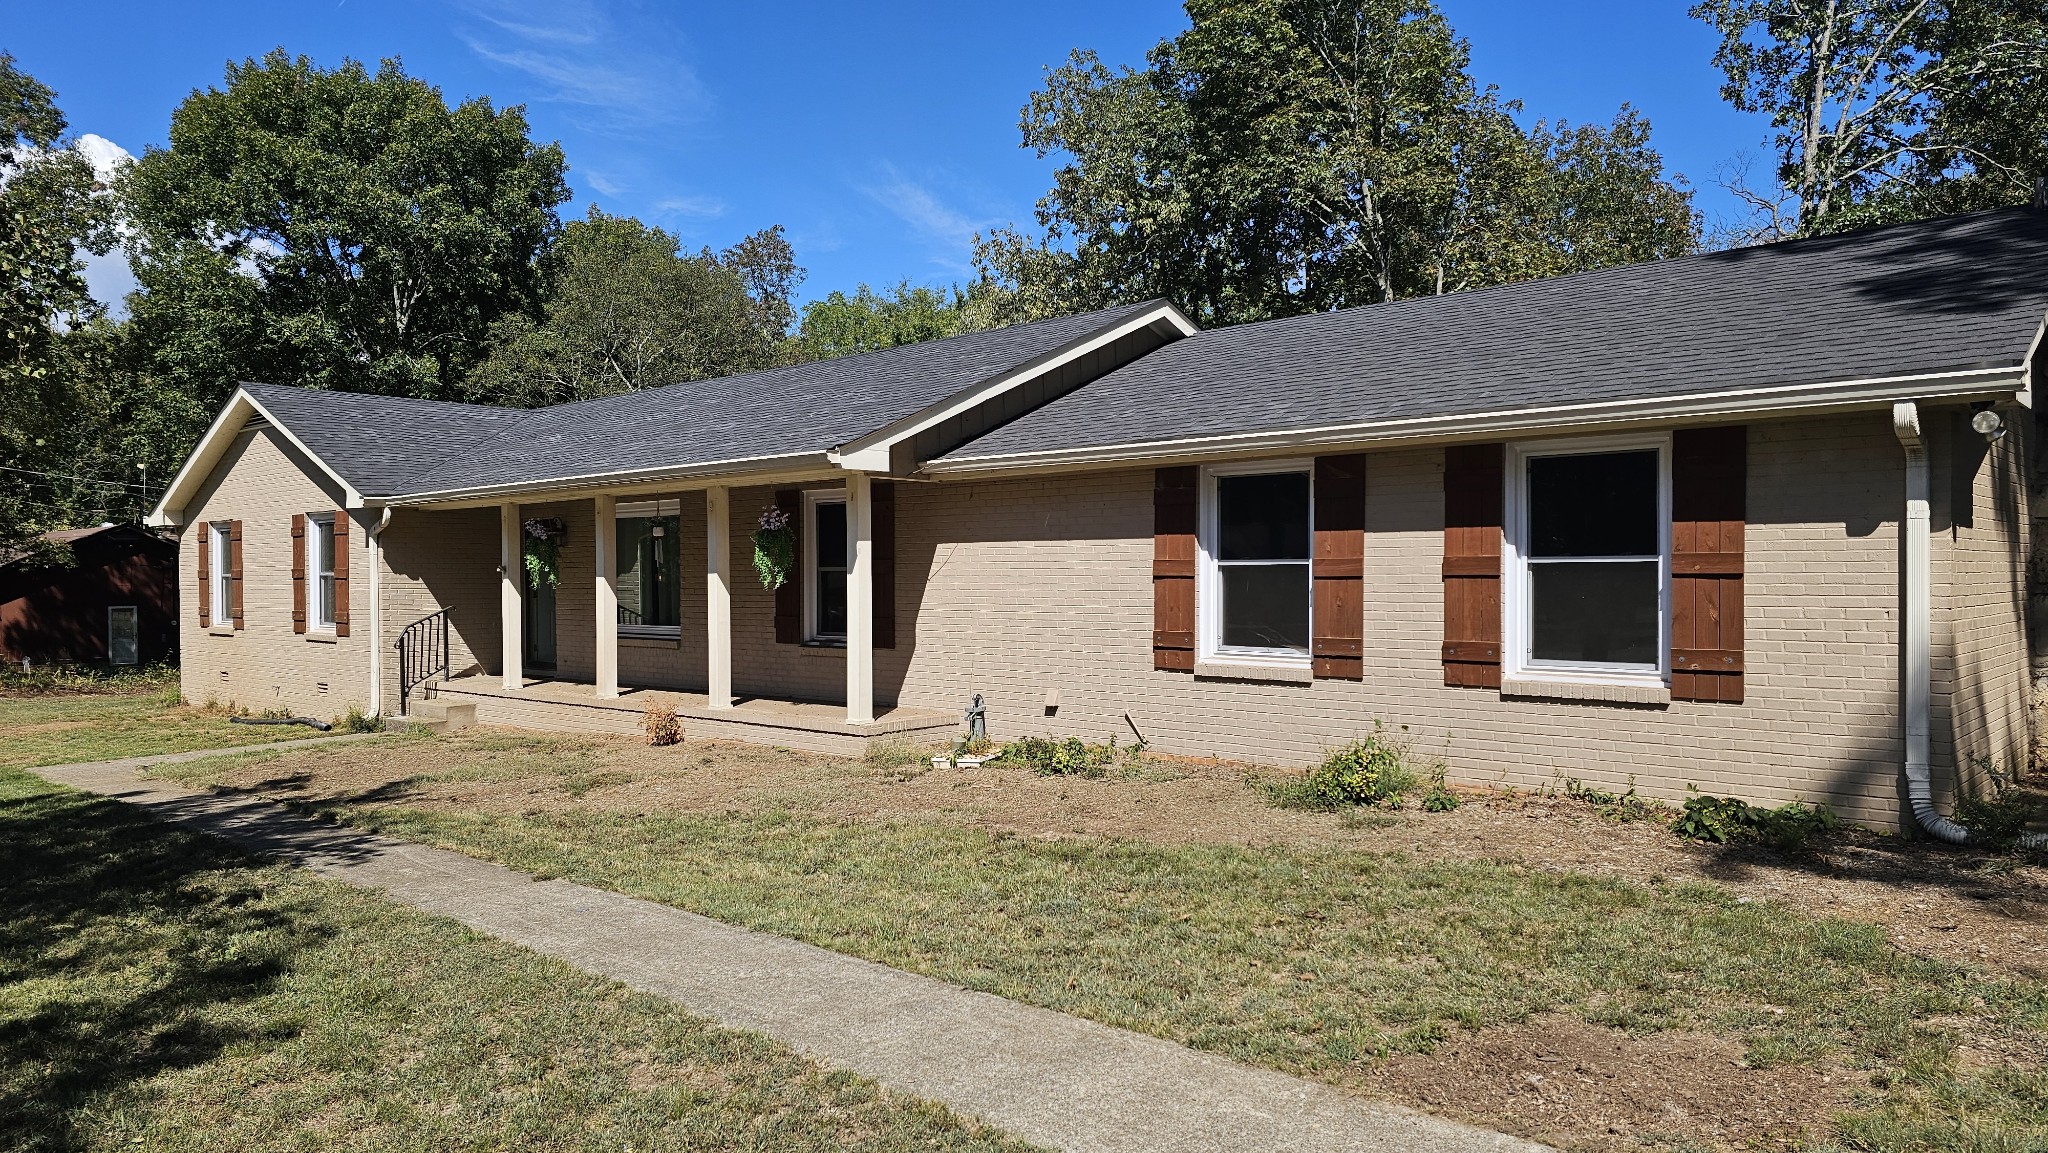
[[751, 505, 795, 590], [522, 518, 565, 589]]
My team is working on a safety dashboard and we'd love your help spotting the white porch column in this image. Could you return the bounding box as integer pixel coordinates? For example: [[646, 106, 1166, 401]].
[[499, 502, 524, 690], [705, 484, 734, 709], [594, 494, 619, 698], [846, 471, 875, 725]]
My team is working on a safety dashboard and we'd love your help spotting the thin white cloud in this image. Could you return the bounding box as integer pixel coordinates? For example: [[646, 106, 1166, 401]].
[[581, 169, 623, 197], [861, 165, 1002, 276], [654, 194, 725, 219], [453, 0, 709, 132]]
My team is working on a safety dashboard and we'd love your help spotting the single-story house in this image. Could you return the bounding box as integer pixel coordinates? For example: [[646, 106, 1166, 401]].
[[0, 523, 178, 669], [148, 206, 2048, 832]]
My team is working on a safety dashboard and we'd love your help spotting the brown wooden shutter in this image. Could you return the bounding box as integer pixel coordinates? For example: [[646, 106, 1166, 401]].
[[195, 524, 211, 627], [1671, 426, 1745, 703], [872, 482, 896, 649], [1442, 445, 1503, 688], [1312, 454, 1366, 679], [332, 511, 351, 637], [773, 489, 803, 644], [291, 514, 307, 634], [228, 519, 245, 630], [1153, 466, 1198, 671]]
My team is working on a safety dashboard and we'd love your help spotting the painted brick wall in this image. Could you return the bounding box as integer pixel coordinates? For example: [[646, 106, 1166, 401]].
[[884, 413, 1921, 827], [1936, 404, 2033, 795], [177, 426, 372, 717], [376, 505, 502, 715]]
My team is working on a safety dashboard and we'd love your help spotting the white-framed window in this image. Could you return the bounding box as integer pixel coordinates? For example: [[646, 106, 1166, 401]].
[[107, 605, 139, 666], [209, 523, 232, 627], [616, 499, 681, 636], [309, 514, 337, 632], [1198, 461, 1313, 667], [1504, 433, 1670, 685], [805, 489, 850, 643]]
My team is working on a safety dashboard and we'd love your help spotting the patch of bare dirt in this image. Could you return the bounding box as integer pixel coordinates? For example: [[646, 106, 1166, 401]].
[[191, 727, 2048, 981], [1371, 1015, 1863, 1151]]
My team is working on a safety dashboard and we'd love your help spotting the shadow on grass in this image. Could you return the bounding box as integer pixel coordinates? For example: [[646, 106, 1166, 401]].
[[0, 780, 335, 1153]]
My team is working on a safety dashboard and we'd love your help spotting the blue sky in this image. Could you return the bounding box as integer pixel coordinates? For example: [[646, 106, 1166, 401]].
[[10, 1, 1769, 314]]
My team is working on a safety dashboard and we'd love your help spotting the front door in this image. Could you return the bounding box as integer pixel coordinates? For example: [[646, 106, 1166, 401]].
[[524, 573, 557, 670]]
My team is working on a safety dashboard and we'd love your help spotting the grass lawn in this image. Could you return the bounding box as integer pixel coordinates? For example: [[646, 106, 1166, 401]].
[[0, 760, 1036, 1153], [0, 690, 332, 770], [154, 729, 2048, 1153]]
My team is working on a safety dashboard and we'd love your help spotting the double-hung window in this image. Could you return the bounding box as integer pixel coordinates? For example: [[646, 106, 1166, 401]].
[[309, 514, 337, 631], [616, 500, 681, 635], [1506, 436, 1669, 683], [1199, 464, 1312, 665], [806, 491, 850, 643], [209, 523, 232, 627]]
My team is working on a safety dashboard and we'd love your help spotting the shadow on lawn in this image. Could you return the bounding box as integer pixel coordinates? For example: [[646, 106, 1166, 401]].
[[0, 783, 334, 1152]]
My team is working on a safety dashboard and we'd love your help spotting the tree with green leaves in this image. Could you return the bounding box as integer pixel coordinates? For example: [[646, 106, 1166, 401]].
[[1694, 0, 2048, 239], [1, 52, 121, 559], [979, 0, 1696, 327], [463, 210, 802, 407], [121, 50, 570, 409], [792, 280, 1020, 361]]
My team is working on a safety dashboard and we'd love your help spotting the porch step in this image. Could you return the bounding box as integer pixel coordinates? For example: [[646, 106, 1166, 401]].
[[395, 698, 476, 733], [431, 674, 955, 757]]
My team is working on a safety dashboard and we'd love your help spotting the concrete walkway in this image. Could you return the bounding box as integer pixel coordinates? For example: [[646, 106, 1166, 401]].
[[34, 749, 1547, 1153]]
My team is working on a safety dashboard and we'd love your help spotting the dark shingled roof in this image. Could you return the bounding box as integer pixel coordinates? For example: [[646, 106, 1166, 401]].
[[940, 207, 2048, 464], [393, 301, 1165, 496], [243, 383, 532, 497]]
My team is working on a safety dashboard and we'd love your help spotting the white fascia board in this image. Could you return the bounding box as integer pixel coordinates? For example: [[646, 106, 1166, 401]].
[[827, 301, 1198, 472], [391, 451, 837, 507], [145, 387, 364, 526], [924, 363, 2027, 478], [2016, 315, 2045, 409]]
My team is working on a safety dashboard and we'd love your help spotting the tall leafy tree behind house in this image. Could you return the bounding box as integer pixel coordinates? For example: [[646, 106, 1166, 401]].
[[0, 52, 121, 559], [462, 211, 803, 408], [792, 280, 1020, 361], [977, 0, 1698, 327], [121, 50, 570, 414], [1693, 0, 2048, 240]]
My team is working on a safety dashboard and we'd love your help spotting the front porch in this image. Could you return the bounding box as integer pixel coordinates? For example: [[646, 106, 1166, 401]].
[[430, 673, 955, 757]]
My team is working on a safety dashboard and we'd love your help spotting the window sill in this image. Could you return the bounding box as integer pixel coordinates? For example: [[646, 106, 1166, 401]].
[[1500, 676, 1670, 707], [304, 632, 338, 645], [798, 643, 846, 658], [207, 625, 237, 637], [621, 634, 680, 650], [1194, 660, 1313, 685]]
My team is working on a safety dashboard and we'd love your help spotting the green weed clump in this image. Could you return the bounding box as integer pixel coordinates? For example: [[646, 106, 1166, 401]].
[[333, 704, 384, 734], [1419, 765, 1461, 812], [1956, 761, 2045, 855], [1672, 786, 1839, 851], [1562, 776, 1664, 822], [1265, 725, 1419, 811], [1004, 735, 1141, 778]]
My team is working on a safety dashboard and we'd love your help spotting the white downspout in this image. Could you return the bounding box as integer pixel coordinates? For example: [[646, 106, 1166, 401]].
[[1892, 401, 2045, 848], [367, 506, 393, 718]]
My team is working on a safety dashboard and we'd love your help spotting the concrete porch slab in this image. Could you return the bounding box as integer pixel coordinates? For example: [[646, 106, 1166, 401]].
[[430, 674, 957, 757]]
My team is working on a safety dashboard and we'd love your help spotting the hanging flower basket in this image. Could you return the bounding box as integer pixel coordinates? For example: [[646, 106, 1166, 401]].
[[752, 506, 795, 591], [523, 517, 567, 589]]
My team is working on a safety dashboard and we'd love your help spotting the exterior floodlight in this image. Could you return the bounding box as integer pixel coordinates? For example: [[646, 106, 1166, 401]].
[[1970, 409, 2006, 441]]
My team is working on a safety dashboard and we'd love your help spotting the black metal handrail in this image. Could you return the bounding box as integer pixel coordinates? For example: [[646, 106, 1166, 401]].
[[397, 608, 451, 716]]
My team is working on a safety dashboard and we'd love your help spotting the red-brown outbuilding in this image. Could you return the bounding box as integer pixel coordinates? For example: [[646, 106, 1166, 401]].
[[0, 524, 177, 669]]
